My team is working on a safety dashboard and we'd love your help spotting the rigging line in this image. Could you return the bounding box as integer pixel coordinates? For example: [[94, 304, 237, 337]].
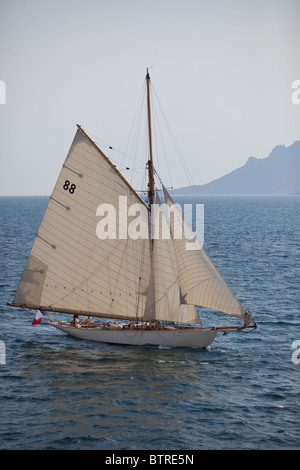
[[153, 166, 164, 188], [130, 97, 147, 187], [151, 92, 173, 190], [241, 324, 257, 334], [151, 85, 202, 200], [151, 85, 191, 178], [87, 132, 113, 151], [151, 96, 166, 191], [138, 168, 148, 196], [44, 236, 146, 313], [107, 147, 146, 166], [123, 80, 147, 157], [135, 233, 150, 320], [84, 87, 147, 171], [112, 225, 147, 319], [116, 84, 148, 189], [75, 153, 106, 312], [123, 80, 148, 186], [87, 131, 147, 167], [43, 210, 149, 310]]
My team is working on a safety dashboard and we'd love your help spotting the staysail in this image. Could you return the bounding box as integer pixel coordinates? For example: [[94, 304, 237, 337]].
[[12, 126, 151, 320], [144, 194, 200, 324], [163, 186, 246, 320]]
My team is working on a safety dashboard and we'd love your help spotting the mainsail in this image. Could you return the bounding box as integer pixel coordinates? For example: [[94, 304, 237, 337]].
[[12, 126, 151, 321]]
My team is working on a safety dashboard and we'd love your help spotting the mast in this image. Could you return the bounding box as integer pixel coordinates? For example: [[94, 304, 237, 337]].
[[146, 68, 155, 208]]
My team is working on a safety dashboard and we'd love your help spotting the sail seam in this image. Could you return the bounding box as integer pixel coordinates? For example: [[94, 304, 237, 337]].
[[35, 220, 146, 287]]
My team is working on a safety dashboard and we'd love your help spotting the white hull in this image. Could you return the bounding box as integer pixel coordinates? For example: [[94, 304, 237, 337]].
[[49, 321, 217, 348]]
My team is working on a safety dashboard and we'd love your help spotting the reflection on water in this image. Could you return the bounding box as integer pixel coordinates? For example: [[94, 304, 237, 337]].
[[13, 334, 220, 448]]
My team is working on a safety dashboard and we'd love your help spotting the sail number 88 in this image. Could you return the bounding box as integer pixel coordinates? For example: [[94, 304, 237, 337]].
[[63, 180, 76, 194]]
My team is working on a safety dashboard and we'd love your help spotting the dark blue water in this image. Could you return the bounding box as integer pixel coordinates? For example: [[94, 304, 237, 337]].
[[0, 196, 299, 450]]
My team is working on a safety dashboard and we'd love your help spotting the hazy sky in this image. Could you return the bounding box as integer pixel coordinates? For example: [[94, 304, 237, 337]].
[[0, 0, 299, 195]]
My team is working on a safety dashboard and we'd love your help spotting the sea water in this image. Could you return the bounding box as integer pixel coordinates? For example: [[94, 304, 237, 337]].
[[0, 195, 299, 450]]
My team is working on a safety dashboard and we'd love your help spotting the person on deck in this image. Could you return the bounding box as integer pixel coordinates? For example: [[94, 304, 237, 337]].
[[73, 314, 81, 328]]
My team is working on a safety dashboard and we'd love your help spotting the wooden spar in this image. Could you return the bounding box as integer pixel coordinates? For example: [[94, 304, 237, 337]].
[[146, 69, 155, 209], [215, 324, 257, 331], [7, 302, 256, 331], [7, 302, 143, 321]]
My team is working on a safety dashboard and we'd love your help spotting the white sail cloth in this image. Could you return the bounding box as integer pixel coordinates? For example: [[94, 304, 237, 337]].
[[163, 186, 246, 320], [12, 126, 246, 324], [144, 194, 200, 324], [13, 127, 151, 320]]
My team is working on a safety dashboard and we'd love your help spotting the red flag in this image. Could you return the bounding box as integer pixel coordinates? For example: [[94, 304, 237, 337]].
[[32, 311, 43, 325]]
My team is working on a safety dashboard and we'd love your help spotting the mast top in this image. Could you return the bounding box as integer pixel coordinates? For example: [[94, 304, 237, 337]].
[[146, 68, 155, 208]]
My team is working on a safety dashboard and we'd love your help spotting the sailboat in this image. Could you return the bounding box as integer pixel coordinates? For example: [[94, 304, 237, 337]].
[[8, 70, 256, 348]]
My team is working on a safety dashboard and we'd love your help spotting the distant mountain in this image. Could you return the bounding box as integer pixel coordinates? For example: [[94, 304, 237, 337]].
[[173, 140, 300, 195]]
